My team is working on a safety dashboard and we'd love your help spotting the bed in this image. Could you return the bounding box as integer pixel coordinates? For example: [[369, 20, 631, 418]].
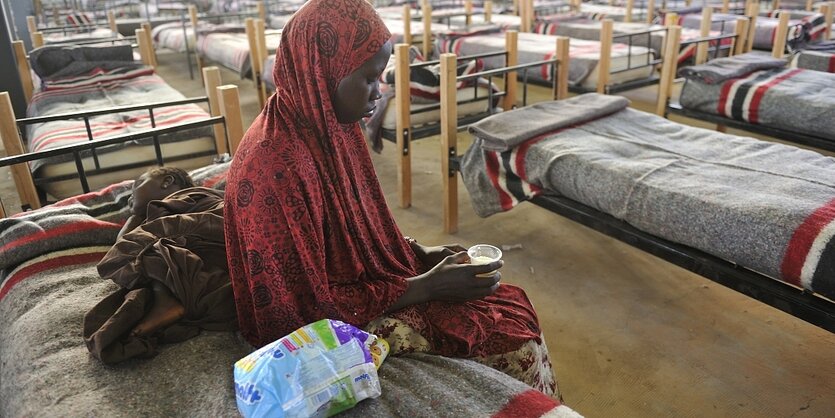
[[443, 90, 835, 333], [0, 160, 582, 418]]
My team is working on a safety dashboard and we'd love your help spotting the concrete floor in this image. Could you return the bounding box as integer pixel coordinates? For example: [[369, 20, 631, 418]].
[[2, 50, 834, 417]]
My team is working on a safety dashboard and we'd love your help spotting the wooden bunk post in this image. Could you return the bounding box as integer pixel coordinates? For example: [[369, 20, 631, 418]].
[[189, 5, 205, 83], [664, 12, 678, 26], [625, 0, 634, 23], [108, 10, 117, 34], [555, 36, 570, 100], [135, 28, 153, 67], [823, 2, 833, 40], [140, 22, 158, 68], [245, 18, 266, 108], [597, 19, 614, 94], [257, 1, 266, 21], [526, 0, 535, 33], [423, 0, 432, 59], [203, 66, 229, 156], [722, 0, 731, 13], [26, 16, 37, 38], [256, 18, 269, 91], [0, 93, 41, 211], [656, 25, 682, 116], [772, 12, 789, 58], [32, 32, 44, 49], [394, 43, 412, 208], [745, 1, 758, 52], [439, 53, 458, 234], [503, 30, 518, 111], [403, 5, 412, 45], [217, 85, 245, 156], [772, 0, 780, 10], [0, 198, 6, 219], [518, 0, 527, 33], [696, 7, 712, 65], [733, 17, 749, 56], [465, 0, 473, 26], [485, 1, 493, 23], [646, 0, 655, 25], [33, 0, 42, 23], [13, 41, 34, 104]]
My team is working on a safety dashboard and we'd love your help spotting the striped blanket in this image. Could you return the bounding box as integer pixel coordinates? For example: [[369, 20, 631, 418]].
[[436, 31, 655, 88], [25, 66, 214, 171], [0, 161, 581, 418], [796, 50, 835, 73], [679, 61, 835, 141], [152, 21, 198, 52], [676, 10, 825, 53], [460, 94, 835, 299], [196, 29, 282, 78]]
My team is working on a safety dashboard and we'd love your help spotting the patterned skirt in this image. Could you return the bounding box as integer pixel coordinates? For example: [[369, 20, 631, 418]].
[[365, 316, 560, 399]]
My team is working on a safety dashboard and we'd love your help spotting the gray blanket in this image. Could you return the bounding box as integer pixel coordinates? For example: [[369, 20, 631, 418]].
[[796, 50, 835, 73], [677, 52, 787, 84], [468, 93, 629, 151], [29, 44, 143, 81], [461, 98, 835, 298], [679, 64, 835, 140]]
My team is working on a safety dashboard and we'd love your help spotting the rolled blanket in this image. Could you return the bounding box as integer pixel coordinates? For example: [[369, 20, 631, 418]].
[[29, 44, 143, 81], [677, 52, 787, 84], [467, 93, 630, 152]]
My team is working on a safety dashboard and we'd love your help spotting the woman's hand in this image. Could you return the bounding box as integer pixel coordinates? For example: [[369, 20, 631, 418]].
[[407, 237, 467, 270]]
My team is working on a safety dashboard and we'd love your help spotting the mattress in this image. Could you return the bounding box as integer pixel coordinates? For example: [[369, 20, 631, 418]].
[[196, 29, 282, 78], [461, 95, 835, 298], [42, 27, 120, 44], [151, 21, 195, 52]]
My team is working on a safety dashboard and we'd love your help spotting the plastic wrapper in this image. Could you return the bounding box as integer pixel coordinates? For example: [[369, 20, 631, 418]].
[[234, 319, 390, 418]]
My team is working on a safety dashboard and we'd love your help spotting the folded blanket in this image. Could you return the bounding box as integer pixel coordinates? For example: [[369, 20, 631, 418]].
[[468, 93, 630, 152], [86, 187, 236, 364], [29, 44, 143, 81], [678, 52, 787, 84]]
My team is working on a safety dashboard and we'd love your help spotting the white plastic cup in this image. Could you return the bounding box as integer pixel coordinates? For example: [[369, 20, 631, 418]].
[[467, 244, 503, 278]]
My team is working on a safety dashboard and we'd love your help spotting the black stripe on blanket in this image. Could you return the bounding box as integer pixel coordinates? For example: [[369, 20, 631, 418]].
[[500, 151, 528, 204], [729, 71, 775, 121], [813, 238, 835, 299]]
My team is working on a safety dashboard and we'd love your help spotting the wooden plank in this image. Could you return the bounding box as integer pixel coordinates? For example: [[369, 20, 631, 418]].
[[485, 0, 493, 23], [503, 30, 518, 111], [0, 198, 6, 219], [625, 0, 634, 23], [733, 17, 749, 56], [556, 36, 570, 100], [108, 10, 117, 33], [189, 4, 204, 82], [26, 16, 37, 36], [722, 0, 730, 13], [394, 44, 412, 208], [664, 12, 678, 26], [772, 0, 781, 10], [245, 18, 264, 108], [135, 29, 152, 66], [256, 19, 269, 104], [465, 0, 472, 26], [13, 41, 33, 104], [217, 85, 244, 156], [0, 93, 41, 210], [520, 0, 530, 32], [646, 0, 655, 25], [806, 0, 814, 12], [403, 5, 412, 45], [746, 2, 758, 52], [257, 1, 266, 21], [773, 12, 789, 58], [32, 32, 44, 49], [423, 0, 432, 59], [439, 53, 458, 234], [33, 0, 42, 22], [656, 26, 682, 116], [696, 7, 712, 65], [597, 19, 613, 94], [203, 66, 228, 156], [140, 22, 157, 67], [823, 2, 833, 40]]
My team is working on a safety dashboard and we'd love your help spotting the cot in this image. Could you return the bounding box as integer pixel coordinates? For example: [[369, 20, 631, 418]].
[[433, 46, 834, 332]]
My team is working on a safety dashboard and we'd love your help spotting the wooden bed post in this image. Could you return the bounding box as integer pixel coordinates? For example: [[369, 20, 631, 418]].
[[439, 53, 458, 234], [646, 0, 655, 25], [257, 1, 266, 21], [26, 16, 37, 38], [108, 10, 117, 34], [823, 2, 833, 40], [33, 0, 42, 23], [217, 85, 245, 156], [403, 5, 412, 45], [0, 93, 41, 211], [503, 30, 518, 111], [422, 0, 432, 59], [664, 12, 678, 26], [32, 32, 44, 49], [597, 19, 614, 94], [555, 36, 570, 100], [722, 0, 731, 13], [526, 0, 535, 33], [696, 7, 712, 65], [656, 25, 682, 116], [772, 12, 789, 58], [625, 0, 634, 23], [519, 0, 530, 33], [394, 43, 412, 208], [485, 1, 493, 23], [245, 18, 266, 108], [465, 0, 473, 26], [733, 17, 749, 56], [189, 5, 205, 84], [772, 0, 781, 10], [745, 1, 758, 52], [13, 41, 34, 104], [203, 66, 229, 156], [135, 28, 153, 67], [140, 22, 158, 68], [0, 198, 6, 219], [256, 18, 269, 91]]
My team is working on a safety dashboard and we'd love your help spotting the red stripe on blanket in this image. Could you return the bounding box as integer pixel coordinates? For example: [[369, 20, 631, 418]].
[[202, 172, 227, 188], [485, 150, 515, 211], [0, 220, 118, 254], [50, 181, 132, 207], [780, 198, 835, 286], [492, 390, 559, 418], [515, 135, 543, 195], [0, 251, 106, 302], [829, 55, 835, 73], [717, 77, 735, 115], [747, 68, 802, 124]]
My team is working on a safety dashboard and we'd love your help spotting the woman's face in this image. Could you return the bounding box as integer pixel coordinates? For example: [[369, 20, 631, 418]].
[[333, 41, 392, 124]]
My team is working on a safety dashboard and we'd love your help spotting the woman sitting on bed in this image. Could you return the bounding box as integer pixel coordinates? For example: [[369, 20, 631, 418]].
[[223, 0, 558, 396]]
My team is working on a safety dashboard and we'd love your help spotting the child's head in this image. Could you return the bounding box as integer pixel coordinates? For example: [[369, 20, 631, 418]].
[[129, 167, 195, 217]]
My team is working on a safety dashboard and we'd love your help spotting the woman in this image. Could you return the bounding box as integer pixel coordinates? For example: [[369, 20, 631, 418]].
[[224, 0, 557, 396]]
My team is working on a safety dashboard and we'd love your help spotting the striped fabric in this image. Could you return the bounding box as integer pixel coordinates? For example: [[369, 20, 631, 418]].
[[716, 68, 803, 123], [781, 198, 835, 295], [381, 45, 484, 102], [196, 29, 282, 78]]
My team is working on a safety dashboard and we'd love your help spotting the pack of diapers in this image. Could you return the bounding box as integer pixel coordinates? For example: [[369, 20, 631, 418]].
[[234, 319, 390, 418]]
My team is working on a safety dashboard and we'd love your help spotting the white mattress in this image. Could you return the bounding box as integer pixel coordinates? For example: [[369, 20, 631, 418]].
[[380, 86, 496, 131]]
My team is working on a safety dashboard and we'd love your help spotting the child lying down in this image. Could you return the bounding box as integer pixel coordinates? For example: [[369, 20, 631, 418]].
[[83, 167, 237, 364]]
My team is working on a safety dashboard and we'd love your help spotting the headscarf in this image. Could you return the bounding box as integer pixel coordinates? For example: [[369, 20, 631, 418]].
[[224, 0, 541, 357]]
